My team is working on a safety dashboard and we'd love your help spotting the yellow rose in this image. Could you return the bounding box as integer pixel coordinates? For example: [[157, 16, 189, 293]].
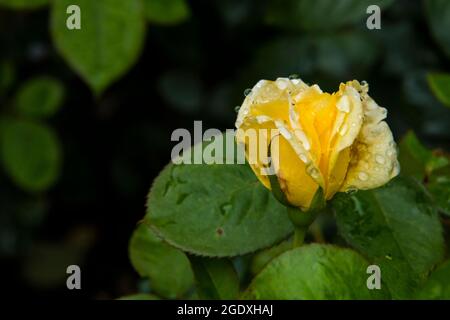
[[235, 78, 400, 211]]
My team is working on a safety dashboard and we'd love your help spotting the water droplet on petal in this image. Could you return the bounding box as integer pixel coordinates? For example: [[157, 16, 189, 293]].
[[358, 172, 369, 181], [391, 161, 400, 175], [279, 127, 292, 140], [299, 154, 308, 163], [244, 88, 252, 97], [294, 129, 311, 150], [276, 79, 288, 90], [289, 74, 299, 80], [336, 95, 350, 113], [339, 124, 348, 136], [345, 186, 358, 194], [234, 105, 241, 113], [306, 164, 319, 179], [375, 154, 385, 164]]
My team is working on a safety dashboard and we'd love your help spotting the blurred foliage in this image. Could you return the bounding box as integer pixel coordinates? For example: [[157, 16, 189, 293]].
[[0, 0, 48, 9], [0, 0, 450, 299], [51, 0, 146, 95], [15, 76, 65, 118], [143, 0, 190, 25], [428, 72, 450, 107], [265, 0, 393, 31], [0, 118, 61, 192]]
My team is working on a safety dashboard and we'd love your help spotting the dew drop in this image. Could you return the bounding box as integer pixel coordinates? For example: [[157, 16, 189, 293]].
[[289, 74, 299, 80], [299, 154, 308, 163], [294, 129, 311, 150], [306, 164, 319, 178], [279, 127, 292, 139], [358, 172, 369, 181], [336, 95, 350, 113], [345, 186, 358, 194], [234, 105, 241, 113], [375, 154, 385, 164], [244, 88, 252, 97], [276, 80, 288, 90], [339, 124, 348, 136], [391, 161, 400, 175]]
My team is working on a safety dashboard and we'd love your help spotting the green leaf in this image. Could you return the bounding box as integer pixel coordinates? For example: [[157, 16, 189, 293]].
[[250, 239, 292, 276], [189, 256, 239, 300], [416, 260, 450, 299], [146, 134, 293, 257], [243, 244, 388, 299], [129, 224, 194, 299], [15, 76, 65, 119], [117, 293, 160, 300], [143, 0, 190, 25], [398, 131, 448, 180], [425, 0, 450, 58], [427, 72, 450, 107], [264, 0, 393, 31], [428, 165, 450, 216], [0, 0, 48, 9], [50, 0, 146, 95], [0, 118, 62, 192], [333, 177, 445, 299]]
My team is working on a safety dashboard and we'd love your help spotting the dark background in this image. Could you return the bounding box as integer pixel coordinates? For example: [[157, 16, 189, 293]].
[[0, 0, 449, 299]]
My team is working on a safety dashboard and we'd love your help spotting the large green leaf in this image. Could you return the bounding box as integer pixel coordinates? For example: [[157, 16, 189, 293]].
[[15, 76, 65, 119], [143, 0, 190, 25], [250, 239, 292, 276], [425, 0, 450, 58], [145, 134, 293, 257], [243, 244, 388, 299], [333, 177, 445, 299], [0, 118, 62, 192], [147, 162, 293, 257], [0, 0, 48, 9], [416, 260, 450, 299], [264, 0, 393, 31], [129, 224, 194, 299], [189, 256, 239, 300], [427, 72, 450, 108], [50, 0, 146, 95]]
